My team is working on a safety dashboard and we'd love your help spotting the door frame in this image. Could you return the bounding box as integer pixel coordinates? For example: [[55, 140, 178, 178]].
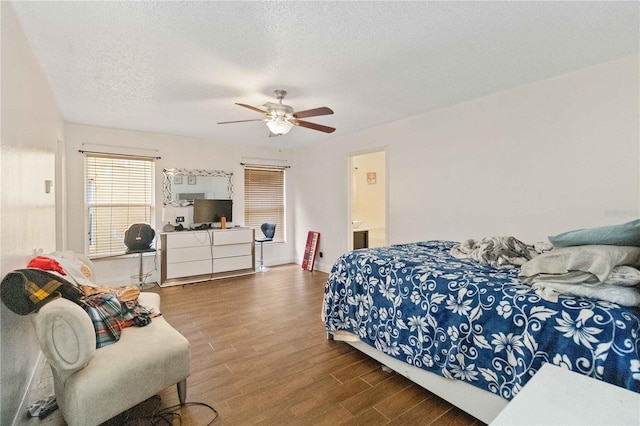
[[347, 146, 388, 250]]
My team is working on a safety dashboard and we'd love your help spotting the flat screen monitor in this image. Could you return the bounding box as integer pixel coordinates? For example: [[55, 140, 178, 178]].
[[192, 199, 233, 224]]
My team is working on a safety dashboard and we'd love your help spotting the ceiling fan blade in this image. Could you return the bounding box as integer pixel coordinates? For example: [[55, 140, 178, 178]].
[[293, 107, 334, 119], [217, 118, 265, 124], [236, 103, 269, 115], [294, 119, 336, 133]]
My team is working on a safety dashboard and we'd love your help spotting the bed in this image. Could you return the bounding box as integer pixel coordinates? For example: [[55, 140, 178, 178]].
[[323, 240, 640, 423]]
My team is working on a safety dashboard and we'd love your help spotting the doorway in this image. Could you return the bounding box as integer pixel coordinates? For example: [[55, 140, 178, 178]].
[[349, 149, 387, 250]]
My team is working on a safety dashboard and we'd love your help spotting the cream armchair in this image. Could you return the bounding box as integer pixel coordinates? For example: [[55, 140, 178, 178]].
[[30, 275, 190, 425]]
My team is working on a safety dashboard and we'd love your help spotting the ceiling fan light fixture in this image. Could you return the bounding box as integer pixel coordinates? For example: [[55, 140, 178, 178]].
[[266, 117, 293, 135], [219, 89, 335, 136]]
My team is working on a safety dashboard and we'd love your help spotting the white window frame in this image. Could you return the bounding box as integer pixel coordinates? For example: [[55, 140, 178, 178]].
[[244, 166, 286, 243], [84, 153, 155, 258]]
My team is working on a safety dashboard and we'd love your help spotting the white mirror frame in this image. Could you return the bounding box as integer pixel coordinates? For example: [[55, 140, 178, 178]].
[[163, 168, 233, 206]]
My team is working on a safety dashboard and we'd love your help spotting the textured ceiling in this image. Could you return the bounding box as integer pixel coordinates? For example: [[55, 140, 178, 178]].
[[10, 1, 640, 148]]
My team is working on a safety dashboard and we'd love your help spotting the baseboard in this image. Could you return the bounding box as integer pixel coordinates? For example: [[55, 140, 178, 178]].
[[261, 255, 295, 267]]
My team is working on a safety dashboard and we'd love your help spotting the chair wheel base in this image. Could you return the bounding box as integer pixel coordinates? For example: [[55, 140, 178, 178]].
[[256, 265, 271, 273]]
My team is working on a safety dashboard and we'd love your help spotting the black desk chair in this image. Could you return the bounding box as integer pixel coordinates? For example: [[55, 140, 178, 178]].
[[124, 223, 156, 289], [255, 223, 276, 273]]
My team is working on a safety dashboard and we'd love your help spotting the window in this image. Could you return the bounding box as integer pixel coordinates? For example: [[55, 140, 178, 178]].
[[244, 166, 285, 243], [85, 154, 155, 257]]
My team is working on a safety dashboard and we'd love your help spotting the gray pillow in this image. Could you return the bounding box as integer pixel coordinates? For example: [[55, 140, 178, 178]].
[[548, 219, 640, 247]]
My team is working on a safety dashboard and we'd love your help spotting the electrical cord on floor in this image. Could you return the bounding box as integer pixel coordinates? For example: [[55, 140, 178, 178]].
[[148, 401, 219, 425], [111, 397, 219, 426]]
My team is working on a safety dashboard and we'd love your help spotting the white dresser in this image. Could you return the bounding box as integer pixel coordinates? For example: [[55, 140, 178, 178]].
[[160, 228, 255, 286]]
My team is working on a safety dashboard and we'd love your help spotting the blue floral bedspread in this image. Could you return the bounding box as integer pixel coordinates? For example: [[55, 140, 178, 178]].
[[323, 241, 640, 399]]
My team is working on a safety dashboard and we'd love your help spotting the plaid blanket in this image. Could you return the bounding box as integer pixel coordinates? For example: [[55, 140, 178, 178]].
[[81, 291, 153, 348], [82, 293, 124, 348], [1, 267, 153, 349]]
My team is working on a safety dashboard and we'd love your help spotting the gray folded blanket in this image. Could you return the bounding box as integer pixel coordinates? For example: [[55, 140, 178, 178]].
[[451, 236, 552, 269], [520, 245, 640, 284]]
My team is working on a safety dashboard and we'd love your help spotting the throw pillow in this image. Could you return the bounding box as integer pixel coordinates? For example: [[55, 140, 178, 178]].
[[548, 219, 640, 247]]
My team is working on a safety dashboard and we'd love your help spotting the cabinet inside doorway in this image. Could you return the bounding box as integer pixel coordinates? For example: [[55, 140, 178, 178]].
[[353, 230, 369, 250]]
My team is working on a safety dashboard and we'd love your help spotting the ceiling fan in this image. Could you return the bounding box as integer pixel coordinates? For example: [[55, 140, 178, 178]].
[[217, 90, 335, 137]]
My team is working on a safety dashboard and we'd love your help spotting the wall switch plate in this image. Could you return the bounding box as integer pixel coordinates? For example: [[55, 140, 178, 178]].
[[176, 216, 185, 223]]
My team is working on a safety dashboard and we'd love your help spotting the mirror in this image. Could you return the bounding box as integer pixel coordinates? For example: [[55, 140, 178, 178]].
[[163, 168, 233, 206]]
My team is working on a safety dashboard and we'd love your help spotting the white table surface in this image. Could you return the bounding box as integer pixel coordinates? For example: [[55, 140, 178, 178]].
[[490, 363, 640, 425]]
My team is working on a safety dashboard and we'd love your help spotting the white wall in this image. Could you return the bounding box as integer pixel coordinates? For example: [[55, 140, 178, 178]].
[[0, 3, 65, 423], [64, 124, 295, 284], [293, 55, 640, 273]]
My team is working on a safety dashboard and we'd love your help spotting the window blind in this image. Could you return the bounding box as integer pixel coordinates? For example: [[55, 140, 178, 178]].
[[85, 154, 155, 257], [244, 166, 285, 243]]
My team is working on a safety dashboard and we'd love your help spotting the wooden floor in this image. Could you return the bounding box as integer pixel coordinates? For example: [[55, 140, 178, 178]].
[[18, 264, 484, 426]]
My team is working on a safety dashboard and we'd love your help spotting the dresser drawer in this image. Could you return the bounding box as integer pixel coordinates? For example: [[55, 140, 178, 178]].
[[166, 259, 212, 279], [214, 229, 253, 245], [167, 246, 212, 263], [213, 255, 253, 273], [212, 243, 252, 259], [164, 231, 211, 249]]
